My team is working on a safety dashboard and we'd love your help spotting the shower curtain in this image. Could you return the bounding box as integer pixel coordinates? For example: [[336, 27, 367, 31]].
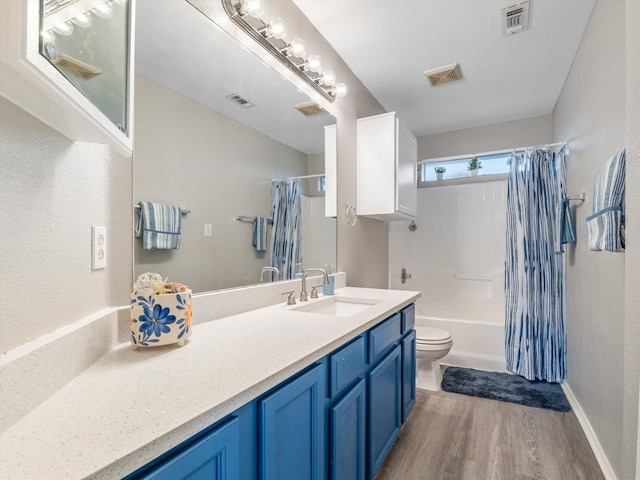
[[270, 179, 302, 280], [505, 147, 568, 382]]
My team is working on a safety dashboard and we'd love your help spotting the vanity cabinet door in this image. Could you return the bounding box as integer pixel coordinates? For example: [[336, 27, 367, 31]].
[[259, 364, 325, 480], [329, 378, 366, 480], [367, 344, 402, 478], [135, 416, 240, 480], [401, 330, 417, 423]]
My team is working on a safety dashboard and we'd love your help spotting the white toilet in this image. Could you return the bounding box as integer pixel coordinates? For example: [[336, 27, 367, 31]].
[[415, 326, 453, 391]]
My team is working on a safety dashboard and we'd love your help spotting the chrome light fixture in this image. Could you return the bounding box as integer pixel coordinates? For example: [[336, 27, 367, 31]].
[[222, 0, 348, 102]]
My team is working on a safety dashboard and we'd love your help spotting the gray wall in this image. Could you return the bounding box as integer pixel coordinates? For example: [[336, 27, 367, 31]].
[[134, 75, 309, 292], [553, 1, 639, 478], [0, 97, 133, 354]]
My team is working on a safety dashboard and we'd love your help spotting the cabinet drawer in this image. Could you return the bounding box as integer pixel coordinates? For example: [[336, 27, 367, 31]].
[[329, 336, 365, 398], [368, 313, 401, 364], [401, 303, 415, 334]]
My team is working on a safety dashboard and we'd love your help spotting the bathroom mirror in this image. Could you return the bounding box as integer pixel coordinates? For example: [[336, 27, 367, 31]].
[[133, 0, 336, 293]]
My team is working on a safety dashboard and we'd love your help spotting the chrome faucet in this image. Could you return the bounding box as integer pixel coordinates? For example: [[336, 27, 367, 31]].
[[300, 268, 329, 302], [260, 267, 280, 282]]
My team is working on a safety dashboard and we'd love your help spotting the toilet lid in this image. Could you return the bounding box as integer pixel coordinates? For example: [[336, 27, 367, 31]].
[[415, 326, 452, 344]]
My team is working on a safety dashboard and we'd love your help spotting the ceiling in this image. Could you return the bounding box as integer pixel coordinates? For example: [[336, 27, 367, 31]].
[[293, 0, 595, 137], [136, 0, 596, 153]]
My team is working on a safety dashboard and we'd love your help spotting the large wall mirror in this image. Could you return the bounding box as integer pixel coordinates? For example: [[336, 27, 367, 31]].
[[134, 0, 336, 294]]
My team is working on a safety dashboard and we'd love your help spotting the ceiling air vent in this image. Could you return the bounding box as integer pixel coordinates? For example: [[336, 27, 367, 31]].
[[502, 0, 530, 36], [424, 63, 462, 87], [53, 54, 101, 79], [225, 93, 255, 108], [294, 102, 326, 116]]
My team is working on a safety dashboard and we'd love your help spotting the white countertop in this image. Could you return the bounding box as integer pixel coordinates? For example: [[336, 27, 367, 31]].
[[0, 287, 419, 479]]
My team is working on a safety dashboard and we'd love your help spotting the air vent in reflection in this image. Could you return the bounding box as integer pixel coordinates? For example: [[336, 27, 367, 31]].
[[501, 1, 530, 36], [225, 93, 256, 108], [424, 63, 462, 87], [294, 102, 326, 116], [53, 54, 101, 79]]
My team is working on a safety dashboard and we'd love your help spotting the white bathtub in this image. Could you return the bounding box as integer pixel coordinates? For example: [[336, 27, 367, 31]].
[[415, 299, 507, 372]]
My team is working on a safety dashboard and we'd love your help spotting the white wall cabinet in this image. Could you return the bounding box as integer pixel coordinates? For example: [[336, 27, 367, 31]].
[[357, 112, 417, 221], [324, 124, 337, 218], [0, 0, 134, 156]]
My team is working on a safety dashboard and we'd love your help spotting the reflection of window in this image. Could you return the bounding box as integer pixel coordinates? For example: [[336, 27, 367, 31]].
[[318, 175, 326, 193], [419, 151, 521, 182]]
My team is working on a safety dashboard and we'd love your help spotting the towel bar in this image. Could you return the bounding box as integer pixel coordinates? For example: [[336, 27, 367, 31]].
[[454, 273, 493, 281], [567, 192, 586, 202], [236, 215, 273, 224], [134, 205, 190, 215]]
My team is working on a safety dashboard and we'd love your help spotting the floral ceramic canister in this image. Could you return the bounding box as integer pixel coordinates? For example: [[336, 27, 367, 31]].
[[130, 290, 192, 349]]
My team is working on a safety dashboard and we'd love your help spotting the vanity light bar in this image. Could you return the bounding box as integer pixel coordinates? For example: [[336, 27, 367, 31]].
[[221, 0, 346, 102]]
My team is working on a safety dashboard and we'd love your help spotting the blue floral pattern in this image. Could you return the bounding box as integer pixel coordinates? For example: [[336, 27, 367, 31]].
[[130, 293, 189, 347]]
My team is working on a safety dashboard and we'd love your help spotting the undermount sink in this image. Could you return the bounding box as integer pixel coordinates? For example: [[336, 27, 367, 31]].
[[292, 296, 382, 317]]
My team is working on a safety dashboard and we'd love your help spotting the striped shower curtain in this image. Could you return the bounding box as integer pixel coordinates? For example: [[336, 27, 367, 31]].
[[270, 179, 302, 280], [505, 147, 568, 382]]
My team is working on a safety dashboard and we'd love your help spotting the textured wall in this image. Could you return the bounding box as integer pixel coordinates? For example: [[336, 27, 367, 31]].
[[0, 97, 132, 354], [134, 75, 309, 292], [552, 1, 630, 477]]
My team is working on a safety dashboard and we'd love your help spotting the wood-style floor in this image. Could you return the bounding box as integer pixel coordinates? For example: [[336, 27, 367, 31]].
[[377, 388, 605, 480]]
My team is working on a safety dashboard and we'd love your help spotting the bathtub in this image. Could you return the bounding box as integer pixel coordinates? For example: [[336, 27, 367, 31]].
[[415, 299, 507, 372]]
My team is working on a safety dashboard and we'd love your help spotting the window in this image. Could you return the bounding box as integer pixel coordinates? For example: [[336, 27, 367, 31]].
[[317, 175, 326, 193], [419, 151, 520, 183]]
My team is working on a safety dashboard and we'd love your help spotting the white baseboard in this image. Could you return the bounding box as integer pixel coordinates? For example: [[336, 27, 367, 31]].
[[562, 382, 618, 480]]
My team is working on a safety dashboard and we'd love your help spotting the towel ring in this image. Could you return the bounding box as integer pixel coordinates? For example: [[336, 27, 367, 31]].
[[345, 203, 357, 226]]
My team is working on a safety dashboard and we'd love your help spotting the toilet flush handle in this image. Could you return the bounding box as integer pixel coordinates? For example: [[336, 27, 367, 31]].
[[401, 268, 412, 284]]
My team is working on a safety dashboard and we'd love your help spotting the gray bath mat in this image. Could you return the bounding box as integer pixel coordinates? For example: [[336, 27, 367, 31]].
[[441, 366, 571, 412]]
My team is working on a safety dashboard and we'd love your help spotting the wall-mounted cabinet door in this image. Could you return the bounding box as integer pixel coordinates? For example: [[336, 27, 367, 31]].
[[367, 344, 402, 478], [329, 378, 366, 480], [259, 364, 325, 480]]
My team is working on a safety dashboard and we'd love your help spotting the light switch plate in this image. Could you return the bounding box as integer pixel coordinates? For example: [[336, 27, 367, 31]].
[[204, 223, 212, 237], [92, 226, 107, 270]]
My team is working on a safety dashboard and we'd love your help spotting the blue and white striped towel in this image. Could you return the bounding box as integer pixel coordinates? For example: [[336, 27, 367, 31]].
[[586, 148, 625, 252], [252, 217, 267, 252], [135, 201, 182, 250]]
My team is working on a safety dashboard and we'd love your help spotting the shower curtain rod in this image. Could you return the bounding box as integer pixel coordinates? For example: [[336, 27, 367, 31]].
[[419, 142, 568, 165], [271, 173, 325, 182]]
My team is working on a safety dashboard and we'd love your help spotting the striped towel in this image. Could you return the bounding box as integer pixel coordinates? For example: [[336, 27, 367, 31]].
[[560, 199, 576, 245], [135, 202, 182, 250], [586, 148, 626, 252], [252, 217, 267, 252]]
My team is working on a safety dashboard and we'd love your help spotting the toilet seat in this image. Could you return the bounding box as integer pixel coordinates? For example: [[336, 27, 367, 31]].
[[415, 326, 452, 345]]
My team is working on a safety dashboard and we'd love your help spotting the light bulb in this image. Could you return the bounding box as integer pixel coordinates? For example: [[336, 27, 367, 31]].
[[268, 17, 287, 40], [288, 38, 305, 57], [307, 54, 322, 73], [93, 2, 114, 19], [240, 0, 264, 17], [334, 82, 348, 98], [321, 70, 337, 87], [41, 30, 56, 43], [71, 12, 93, 28], [52, 21, 73, 36]]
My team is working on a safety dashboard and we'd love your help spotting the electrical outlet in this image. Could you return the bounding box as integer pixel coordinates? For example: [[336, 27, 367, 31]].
[[92, 226, 107, 270], [204, 223, 212, 237]]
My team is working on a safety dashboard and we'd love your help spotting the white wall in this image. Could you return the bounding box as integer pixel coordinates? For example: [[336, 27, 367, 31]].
[[134, 75, 310, 292], [553, 0, 638, 477], [0, 96, 132, 354], [301, 196, 336, 273]]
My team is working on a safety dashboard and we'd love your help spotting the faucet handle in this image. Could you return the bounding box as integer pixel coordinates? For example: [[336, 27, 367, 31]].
[[281, 290, 296, 305], [310, 285, 321, 299]]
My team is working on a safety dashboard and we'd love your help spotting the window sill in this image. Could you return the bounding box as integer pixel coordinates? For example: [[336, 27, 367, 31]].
[[418, 173, 508, 188]]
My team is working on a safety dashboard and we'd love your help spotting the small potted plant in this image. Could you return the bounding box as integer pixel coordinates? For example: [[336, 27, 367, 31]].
[[467, 156, 482, 176], [130, 273, 192, 349], [434, 165, 446, 181]]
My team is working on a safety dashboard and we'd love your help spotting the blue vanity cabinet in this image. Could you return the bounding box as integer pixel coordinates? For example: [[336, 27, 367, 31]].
[[401, 330, 416, 423], [259, 363, 325, 480], [329, 378, 367, 480], [130, 416, 240, 480], [367, 344, 402, 478]]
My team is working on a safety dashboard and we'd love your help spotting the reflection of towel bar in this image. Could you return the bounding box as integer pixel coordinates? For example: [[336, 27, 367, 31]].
[[236, 215, 273, 224], [134, 205, 190, 215], [567, 192, 586, 202], [454, 274, 493, 281]]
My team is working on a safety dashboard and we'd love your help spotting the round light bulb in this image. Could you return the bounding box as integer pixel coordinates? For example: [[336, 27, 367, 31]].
[[41, 30, 56, 43], [71, 12, 93, 28], [93, 2, 114, 19], [321, 70, 337, 87], [52, 21, 74, 36], [241, 0, 264, 17], [269, 17, 287, 40], [307, 54, 322, 73], [334, 82, 348, 98], [288, 38, 306, 57]]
